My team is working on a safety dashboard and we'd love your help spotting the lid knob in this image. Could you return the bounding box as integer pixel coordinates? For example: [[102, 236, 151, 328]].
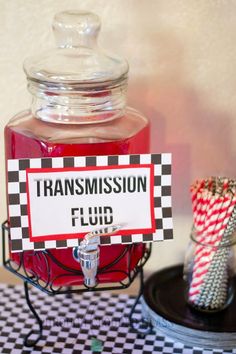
[[53, 10, 101, 48]]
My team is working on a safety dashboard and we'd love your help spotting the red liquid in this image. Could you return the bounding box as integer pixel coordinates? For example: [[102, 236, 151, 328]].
[[5, 110, 150, 286]]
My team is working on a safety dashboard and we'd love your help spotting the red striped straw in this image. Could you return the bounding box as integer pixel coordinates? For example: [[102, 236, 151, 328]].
[[189, 181, 214, 300]]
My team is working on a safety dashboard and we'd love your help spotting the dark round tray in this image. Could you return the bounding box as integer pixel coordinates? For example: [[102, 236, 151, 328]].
[[143, 264, 236, 333]]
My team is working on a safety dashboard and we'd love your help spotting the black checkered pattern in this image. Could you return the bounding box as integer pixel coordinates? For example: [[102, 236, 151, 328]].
[[0, 284, 233, 354], [8, 153, 173, 252]]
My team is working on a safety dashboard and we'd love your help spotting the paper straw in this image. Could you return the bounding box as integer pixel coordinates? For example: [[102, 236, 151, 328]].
[[188, 178, 236, 309]]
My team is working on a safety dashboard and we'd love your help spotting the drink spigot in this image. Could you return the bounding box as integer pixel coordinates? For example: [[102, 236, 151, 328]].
[[73, 225, 121, 288]]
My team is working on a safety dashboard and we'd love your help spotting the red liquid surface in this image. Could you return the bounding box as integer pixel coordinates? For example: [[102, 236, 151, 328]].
[[5, 111, 150, 286]]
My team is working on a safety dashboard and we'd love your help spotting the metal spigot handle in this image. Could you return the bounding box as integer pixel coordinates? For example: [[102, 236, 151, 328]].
[[73, 247, 100, 287], [73, 225, 121, 288]]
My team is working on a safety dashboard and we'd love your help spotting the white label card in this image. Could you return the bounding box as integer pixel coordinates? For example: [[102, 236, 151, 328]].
[[7, 154, 173, 252]]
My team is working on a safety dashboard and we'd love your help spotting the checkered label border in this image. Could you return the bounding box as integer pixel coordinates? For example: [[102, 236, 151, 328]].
[[8, 153, 173, 252]]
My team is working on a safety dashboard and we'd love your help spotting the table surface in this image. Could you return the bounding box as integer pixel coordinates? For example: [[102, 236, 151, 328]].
[[0, 281, 236, 354]]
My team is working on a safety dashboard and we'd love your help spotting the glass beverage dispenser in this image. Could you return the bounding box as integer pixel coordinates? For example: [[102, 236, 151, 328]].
[[5, 11, 150, 287]]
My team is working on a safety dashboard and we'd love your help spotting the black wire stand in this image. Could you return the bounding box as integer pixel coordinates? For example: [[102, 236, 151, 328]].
[[2, 221, 153, 347]]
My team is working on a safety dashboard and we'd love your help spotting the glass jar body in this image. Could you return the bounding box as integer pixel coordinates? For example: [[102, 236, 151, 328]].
[[5, 107, 150, 286], [183, 230, 236, 312]]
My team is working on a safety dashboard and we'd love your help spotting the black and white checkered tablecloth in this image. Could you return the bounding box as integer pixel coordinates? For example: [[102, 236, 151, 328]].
[[0, 284, 235, 354]]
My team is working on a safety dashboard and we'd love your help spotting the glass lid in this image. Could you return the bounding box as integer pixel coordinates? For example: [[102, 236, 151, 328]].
[[23, 10, 129, 87]]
